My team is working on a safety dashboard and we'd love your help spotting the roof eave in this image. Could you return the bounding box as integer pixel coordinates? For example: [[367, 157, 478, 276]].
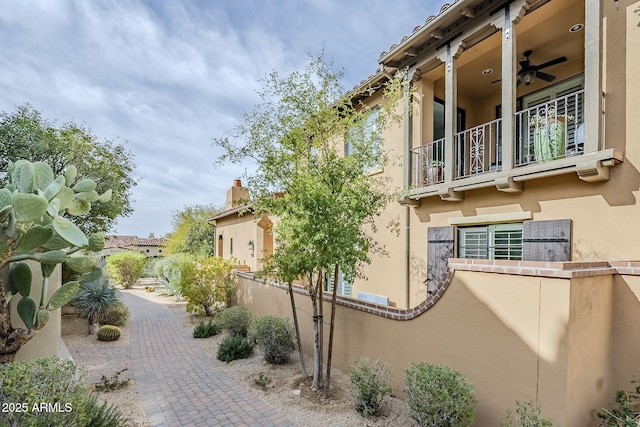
[[378, 0, 477, 67]]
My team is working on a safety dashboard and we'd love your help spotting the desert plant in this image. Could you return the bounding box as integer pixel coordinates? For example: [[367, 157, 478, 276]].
[[249, 315, 295, 364], [193, 319, 221, 339], [597, 379, 640, 426], [216, 335, 254, 362], [501, 401, 554, 427], [254, 372, 272, 390], [154, 253, 194, 299], [404, 363, 477, 427], [348, 357, 392, 417], [73, 272, 118, 334], [220, 305, 252, 337], [106, 251, 146, 289], [101, 300, 129, 327], [0, 160, 109, 362], [144, 285, 155, 292], [93, 368, 131, 392], [181, 256, 236, 316], [97, 324, 121, 341], [0, 357, 125, 426]]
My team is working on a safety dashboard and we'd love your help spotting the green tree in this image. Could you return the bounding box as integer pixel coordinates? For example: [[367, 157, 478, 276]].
[[0, 104, 138, 235], [213, 56, 404, 392], [181, 256, 235, 316], [106, 252, 146, 289], [165, 204, 221, 257], [0, 160, 108, 362]]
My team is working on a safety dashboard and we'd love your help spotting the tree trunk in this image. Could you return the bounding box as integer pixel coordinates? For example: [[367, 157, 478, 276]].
[[325, 264, 339, 397], [317, 272, 323, 388], [88, 317, 99, 335], [310, 276, 321, 391], [288, 282, 307, 378], [0, 274, 34, 363]]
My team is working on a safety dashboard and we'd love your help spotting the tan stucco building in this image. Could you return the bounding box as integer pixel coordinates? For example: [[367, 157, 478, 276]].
[[219, 0, 640, 424]]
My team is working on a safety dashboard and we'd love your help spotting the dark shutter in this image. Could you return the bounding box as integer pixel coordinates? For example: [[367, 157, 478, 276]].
[[426, 226, 455, 294], [522, 219, 571, 261]]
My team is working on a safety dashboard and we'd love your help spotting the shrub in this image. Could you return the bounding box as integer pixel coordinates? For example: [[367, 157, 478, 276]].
[[181, 256, 236, 316], [101, 300, 129, 327], [154, 253, 194, 299], [404, 363, 477, 427], [501, 401, 554, 427], [216, 335, 254, 362], [249, 315, 295, 364], [597, 379, 640, 426], [97, 325, 121, 341], [220, 306, 252, 337], [93, 368, 131, 393], [254, 372, 272, 390], [193, 320, 221, 339], [0, 357, 126, 427], [106, 251, 147, 289], [348, 357, 392, 417]]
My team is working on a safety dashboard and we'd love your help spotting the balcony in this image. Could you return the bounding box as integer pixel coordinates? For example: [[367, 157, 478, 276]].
[[408, 87, 621, 198]]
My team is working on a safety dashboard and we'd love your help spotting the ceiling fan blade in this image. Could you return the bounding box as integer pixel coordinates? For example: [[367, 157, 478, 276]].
[[534, 56, 567, 70], [516, 76, 522, 87], [491, 79, 502, 84], [536, 71, 556, 82], [519, 60, 532, 70]]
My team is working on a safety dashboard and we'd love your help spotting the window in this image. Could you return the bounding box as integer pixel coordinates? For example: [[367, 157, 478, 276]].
[[325, 267, 352, 297], [230, 238, 234, 256], [346, 107, 382, 174], [458, 223, 523, 260]]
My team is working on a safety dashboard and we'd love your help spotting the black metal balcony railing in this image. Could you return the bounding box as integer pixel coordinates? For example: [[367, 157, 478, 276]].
[[409, 88, 585, 188], [455, 118, 502, 179], [410, 138, 445, 187], [515, 90, 585, 166]]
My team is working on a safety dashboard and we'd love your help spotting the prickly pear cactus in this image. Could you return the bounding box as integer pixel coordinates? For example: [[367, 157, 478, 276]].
[[0, 159, 112, 362], [96, 325, 121, 342]]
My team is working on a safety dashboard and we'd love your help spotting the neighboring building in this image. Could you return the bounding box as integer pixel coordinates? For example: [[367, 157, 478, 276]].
[[221, 0, 640, 425], [210, 179, 273, 272], [102, 233, 167, 258]]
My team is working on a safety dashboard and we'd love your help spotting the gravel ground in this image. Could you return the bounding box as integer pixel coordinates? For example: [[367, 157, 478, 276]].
[[62, 285, 416, 427]]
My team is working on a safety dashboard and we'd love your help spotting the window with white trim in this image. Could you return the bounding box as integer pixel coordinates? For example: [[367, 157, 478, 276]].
[[458, 223, 523, 261], [346, 107, 382, 175]]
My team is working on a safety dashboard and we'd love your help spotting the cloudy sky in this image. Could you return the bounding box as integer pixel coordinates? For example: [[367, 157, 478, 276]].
[[0, 0, 442, 238]]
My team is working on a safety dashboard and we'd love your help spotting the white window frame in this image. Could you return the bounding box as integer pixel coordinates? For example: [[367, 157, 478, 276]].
[[458, 223, 523, 261], [346, 107, 382, 175]]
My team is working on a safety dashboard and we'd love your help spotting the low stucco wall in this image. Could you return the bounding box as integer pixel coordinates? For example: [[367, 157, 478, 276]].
[[235, 270, 617, 426]]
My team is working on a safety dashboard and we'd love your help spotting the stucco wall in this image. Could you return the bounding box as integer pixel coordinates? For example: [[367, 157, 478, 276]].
[[235, 269, 619, 426], [12, 262, 62, 361]]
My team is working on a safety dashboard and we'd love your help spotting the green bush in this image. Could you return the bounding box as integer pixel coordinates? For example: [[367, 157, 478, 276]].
[[0, 357, 126, 427], [597, 379, 640, 426], [216, 335, 254, 362], [181, 256, 236, 316], [106, 251, 147, 289], [154, 253, 194, 299], [404, 363, 477, 427], [501, 401, 554, 427], [193, 320, 221, 339], [220, 306, 252, 337], [348, 357, 392, 417], [249, 315, 295, 364], [101, 300, 129, 327]]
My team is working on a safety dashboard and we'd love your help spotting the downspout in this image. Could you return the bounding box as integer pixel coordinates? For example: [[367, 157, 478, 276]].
[[403, 71, 413, 309]]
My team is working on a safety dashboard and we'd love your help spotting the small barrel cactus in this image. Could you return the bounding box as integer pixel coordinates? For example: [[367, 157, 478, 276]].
[[97, 325, 121, 342]]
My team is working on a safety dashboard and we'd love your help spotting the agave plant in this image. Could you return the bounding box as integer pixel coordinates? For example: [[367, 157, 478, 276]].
[[73, 271, 118, 334], [0, 159, 111, 362]]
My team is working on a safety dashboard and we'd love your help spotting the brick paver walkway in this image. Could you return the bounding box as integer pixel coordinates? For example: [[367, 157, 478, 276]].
[[120, 291, 295, 427]]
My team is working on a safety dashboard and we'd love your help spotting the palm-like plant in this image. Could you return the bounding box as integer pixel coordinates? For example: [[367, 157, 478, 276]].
[[73, 272, 118, 334]]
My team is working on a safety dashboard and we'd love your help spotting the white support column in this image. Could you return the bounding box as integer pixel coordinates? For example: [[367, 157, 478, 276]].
[[584, 0, 602, 153]]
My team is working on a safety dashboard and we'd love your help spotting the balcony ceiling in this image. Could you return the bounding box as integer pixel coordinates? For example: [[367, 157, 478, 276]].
[[424, 0, 585, 101]]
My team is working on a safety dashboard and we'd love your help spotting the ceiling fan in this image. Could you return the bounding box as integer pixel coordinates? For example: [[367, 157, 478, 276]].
[[517, 50, 567, 86]]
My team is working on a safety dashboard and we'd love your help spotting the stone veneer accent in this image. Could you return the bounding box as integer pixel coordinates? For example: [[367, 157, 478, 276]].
[[236, 260, 640, 321]]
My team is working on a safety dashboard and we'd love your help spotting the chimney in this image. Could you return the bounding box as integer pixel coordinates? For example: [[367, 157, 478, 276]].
[[226, 179, 249, 209], [149, 233, 155, 239]]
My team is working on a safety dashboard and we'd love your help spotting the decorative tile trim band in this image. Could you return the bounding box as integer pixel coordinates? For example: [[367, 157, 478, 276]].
[[235, 270, 455, 321], [236, 260, 640, 321]]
